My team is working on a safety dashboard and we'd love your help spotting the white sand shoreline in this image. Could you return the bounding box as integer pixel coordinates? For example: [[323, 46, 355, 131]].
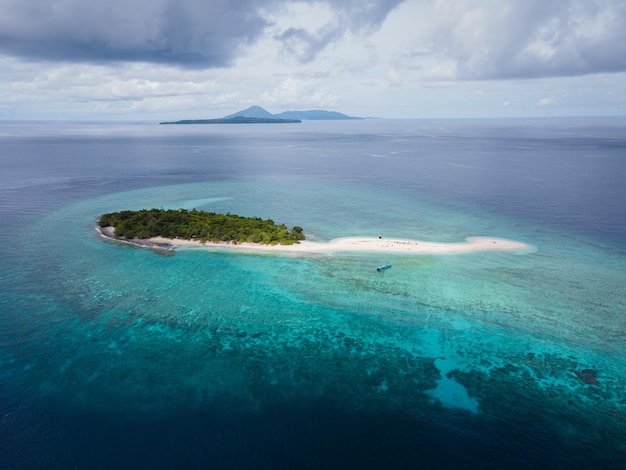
[[97, 226, 535, 255]]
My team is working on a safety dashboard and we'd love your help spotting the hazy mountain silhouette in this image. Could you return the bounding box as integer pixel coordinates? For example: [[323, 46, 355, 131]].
[[225, 106, 361, 120]]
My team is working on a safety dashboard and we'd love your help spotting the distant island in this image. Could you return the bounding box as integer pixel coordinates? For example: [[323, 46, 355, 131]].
[[98, 209, 305, 245], [160, 116, 300, 125], [160, 105, 362, 125]]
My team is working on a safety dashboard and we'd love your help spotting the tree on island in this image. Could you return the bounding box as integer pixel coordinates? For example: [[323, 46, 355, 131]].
[[99, 209, 305, 245]]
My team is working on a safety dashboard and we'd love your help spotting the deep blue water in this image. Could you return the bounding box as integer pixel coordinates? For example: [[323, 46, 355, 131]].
[[1, 118, 625, 468]]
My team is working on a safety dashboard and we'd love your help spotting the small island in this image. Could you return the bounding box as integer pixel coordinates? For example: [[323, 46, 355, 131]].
[[98, 209, 305, 245], [160, 116, 300, 125], [97, 209, 535, 256]]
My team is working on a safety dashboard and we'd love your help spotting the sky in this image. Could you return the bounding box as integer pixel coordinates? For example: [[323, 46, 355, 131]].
[[1, 0, 625, 120]]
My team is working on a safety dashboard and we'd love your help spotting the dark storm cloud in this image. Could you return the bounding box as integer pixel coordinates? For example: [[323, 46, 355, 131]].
[[429, 0, 626, 80], [277, 0, 405, 63], [0, 0, 403, 68], [0, 0, 269, 67]]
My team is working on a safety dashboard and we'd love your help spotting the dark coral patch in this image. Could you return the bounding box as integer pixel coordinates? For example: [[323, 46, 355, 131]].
[[574, 369, 600, 386]]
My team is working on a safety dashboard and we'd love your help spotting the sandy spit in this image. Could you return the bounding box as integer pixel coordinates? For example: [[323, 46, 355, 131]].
[[97, 226, 535, 255]]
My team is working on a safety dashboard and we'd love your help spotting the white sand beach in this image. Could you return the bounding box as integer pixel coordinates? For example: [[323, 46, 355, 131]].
[[98, 227, 534, 255], [162, 236, 533, 254]]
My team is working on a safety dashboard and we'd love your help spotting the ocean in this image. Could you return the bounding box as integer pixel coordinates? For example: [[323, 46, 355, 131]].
[[0, 118, 625, 468]]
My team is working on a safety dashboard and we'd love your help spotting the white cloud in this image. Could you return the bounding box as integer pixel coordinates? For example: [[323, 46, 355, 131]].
[[419, 60, 458, 85], [387, 68, 401, 87], [259, 78, 340, 108], [422, 0, 626, 79], [534, 97, 555, 107]]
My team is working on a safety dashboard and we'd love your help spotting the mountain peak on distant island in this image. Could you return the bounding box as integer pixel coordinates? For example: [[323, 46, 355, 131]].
[[224, 106, 362, 120], [224, 105, 275, 119]]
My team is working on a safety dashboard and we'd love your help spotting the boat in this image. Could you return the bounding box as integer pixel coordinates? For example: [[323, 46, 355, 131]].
[[376, 263, 392, 272]]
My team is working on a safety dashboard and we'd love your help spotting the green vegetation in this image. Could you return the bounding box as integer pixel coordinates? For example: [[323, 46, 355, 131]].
[[99, 209, 306, 245]]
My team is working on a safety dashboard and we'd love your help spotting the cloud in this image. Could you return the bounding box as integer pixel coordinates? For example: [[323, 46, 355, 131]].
[[0, 0, 272, 67], [534, 97, 555, 107], [274, 0, 404, 63], [0, 0, 404, 68], [260, 77, 339, 108], [277, 25, 344, 64], [423, 0, 626, 80]]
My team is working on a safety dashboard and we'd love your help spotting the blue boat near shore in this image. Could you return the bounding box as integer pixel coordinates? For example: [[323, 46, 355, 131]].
[[376, 263, 392, 272]]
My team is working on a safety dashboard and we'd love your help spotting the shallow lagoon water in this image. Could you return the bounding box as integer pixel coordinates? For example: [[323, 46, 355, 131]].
[[1, 119, 625, 468]]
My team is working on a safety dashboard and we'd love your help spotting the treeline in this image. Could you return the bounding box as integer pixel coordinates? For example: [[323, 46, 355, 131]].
[[99, 209, 305, 245]]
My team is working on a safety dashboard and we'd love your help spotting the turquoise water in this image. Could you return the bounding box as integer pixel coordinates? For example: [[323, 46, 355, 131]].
[[8, 178, 626, 415], [1, 120, 625, 467]]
